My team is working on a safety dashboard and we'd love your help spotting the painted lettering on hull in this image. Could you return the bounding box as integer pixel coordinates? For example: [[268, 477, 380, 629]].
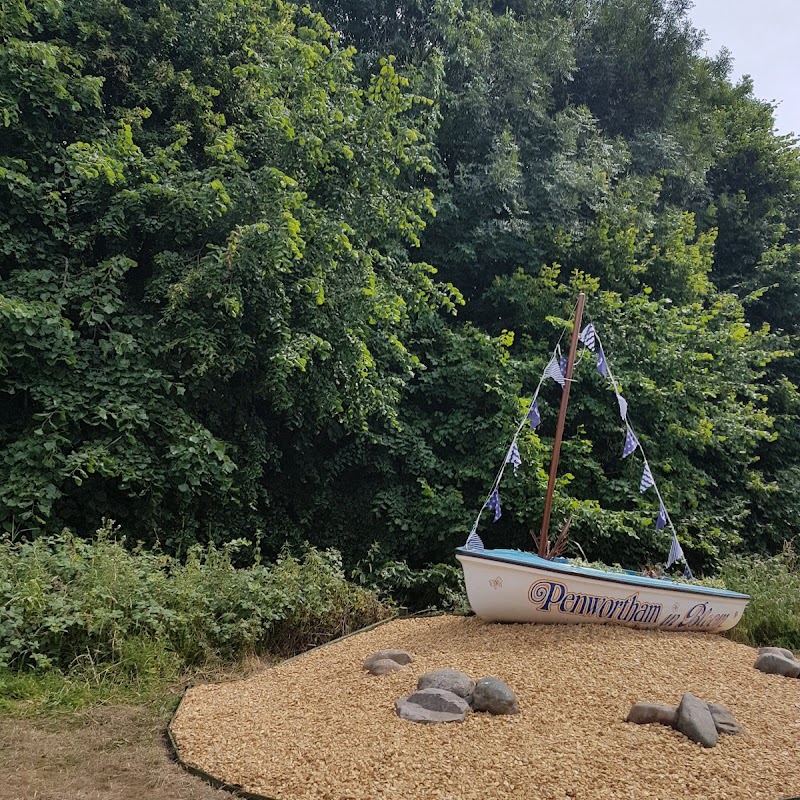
[[662, 602, 730, 631], [528, 580, 661, 625], [527, 580, 732, 631]]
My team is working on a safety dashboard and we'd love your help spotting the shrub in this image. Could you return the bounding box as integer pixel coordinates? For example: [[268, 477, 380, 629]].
[[720, 545, 800, 650], [353, 545, 470, 614], [0, 522, 388, 674]]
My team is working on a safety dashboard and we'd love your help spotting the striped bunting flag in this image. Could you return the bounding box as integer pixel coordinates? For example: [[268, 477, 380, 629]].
[[527, 399, 541, 430], [667, 531, 685, 569], [655, 503, 668, 531], [639, 463, 655, 492], [682, 562, 693, 581], [485, 488, 502, 522], [579, 323, 596, 352], [543, 357, 565, 387], [506, 440, 522, 475], [596, 346, 608, 378], [622, 427, 638, 458], [465, 526, 485, 552]]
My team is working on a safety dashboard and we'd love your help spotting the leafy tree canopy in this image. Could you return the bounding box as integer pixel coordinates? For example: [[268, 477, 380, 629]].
[[0, 0, 456, 546], [3, 0, 800, 571]]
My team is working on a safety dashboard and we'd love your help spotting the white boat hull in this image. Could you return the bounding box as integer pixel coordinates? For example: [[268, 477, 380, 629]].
[[456, 549, 749, 632]]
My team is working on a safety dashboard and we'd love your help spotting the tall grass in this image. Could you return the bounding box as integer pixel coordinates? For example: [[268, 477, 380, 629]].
[[720, 544, 800, 650]]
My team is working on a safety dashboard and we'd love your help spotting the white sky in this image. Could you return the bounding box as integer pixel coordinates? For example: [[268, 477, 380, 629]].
[[688, 0, 800, 137]]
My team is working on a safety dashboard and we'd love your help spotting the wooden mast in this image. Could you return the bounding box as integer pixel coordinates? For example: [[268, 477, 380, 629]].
[[537, 293, 585, 557]]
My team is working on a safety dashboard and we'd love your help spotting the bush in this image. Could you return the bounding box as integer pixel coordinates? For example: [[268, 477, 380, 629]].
[[353, 545, 470, 614], [0, 522, 388, 675], [720, 546, 800, 650]]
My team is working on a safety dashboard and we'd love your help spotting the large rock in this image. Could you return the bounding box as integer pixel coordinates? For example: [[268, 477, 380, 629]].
[[754, 652, 800, 678], [363, 649, 413, 674], [625, 703, 677, 727], [675, 692, 718, 748], [366, 658, 406, 676], [472, 677, 519, 715], [707, 703, 745, 736], [417, 669, 475, 699], [395, 688, 470, 724], [758, 646, 796, 662]]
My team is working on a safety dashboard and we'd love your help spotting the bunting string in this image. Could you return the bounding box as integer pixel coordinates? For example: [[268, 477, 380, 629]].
[[590, 324, 692, 576], [465, 310, 693, 578], [465, 302, 578, 546]]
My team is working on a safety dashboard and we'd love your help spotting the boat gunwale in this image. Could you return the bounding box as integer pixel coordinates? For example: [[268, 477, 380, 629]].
[[455, 547, 751, 601]]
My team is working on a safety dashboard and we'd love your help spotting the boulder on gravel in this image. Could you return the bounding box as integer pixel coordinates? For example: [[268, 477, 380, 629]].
[[417, 669, 475, 699], [366, 658, 406, 676], [707, 703, 745, 736], [675, 692, 718, 748], [625, 703, 677, 727], [754, 652, 800, 678], [757, 646, 796, 662], [395, 688, 470, 724], [363, 649, 413, 674], [472, 677, 519, 715]]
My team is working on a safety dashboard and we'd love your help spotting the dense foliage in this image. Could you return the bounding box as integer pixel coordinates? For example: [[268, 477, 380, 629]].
[[0, 0, 456, 551], [2, 0, 800, 575], [720, 545, 800, 650], [0, 522, 387, 673]]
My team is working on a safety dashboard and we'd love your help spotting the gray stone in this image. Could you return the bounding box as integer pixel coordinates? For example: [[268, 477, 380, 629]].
[[395, 688, 470, 724], [366, 658, 406, 676], [363, 649, 413, 673], [758, 646, 796, 662], [625, 703, 677, 727], [402, 688, 470, 715], [754, 652, 800, 678], [707, 703, 745, 736], [675, 692, 719, 748], [417, 669, 475, 699], [472, 677, 519, 715], [395, 696, 468, 724]]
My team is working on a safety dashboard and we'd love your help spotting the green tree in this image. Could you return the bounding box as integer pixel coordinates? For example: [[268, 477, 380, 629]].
[[0, 0, 455, 545]]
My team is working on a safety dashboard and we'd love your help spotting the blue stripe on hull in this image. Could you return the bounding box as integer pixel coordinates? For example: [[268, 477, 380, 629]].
[[454, 548, 750, 600]]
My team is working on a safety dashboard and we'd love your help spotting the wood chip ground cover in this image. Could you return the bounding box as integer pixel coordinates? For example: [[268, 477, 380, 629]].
[[170, 617, 800, 800]]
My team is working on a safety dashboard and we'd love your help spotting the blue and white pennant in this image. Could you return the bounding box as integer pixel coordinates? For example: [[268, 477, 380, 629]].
[[579, 323, 596, 352], [596, 346, 608, 378], [640, 463, 655, 492], [616, 391, 628, 421], [527, 399, 541, 430], [485, 488, 502, 522], [622, 427, 639, 458], [506, 440, 522, 475], [465, 525, 485, 552], [543, 357, 565, 387], [666, 532, 685, 569]]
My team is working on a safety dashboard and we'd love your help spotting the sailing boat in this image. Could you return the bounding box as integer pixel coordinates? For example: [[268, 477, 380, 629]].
[[455, 294, 750, 632]]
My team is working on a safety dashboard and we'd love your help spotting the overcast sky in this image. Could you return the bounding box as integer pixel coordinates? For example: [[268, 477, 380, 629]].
[[688, 0, 799, 138]]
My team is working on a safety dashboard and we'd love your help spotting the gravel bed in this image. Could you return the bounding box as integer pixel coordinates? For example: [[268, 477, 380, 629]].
[[170, 616, 800, 800]]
